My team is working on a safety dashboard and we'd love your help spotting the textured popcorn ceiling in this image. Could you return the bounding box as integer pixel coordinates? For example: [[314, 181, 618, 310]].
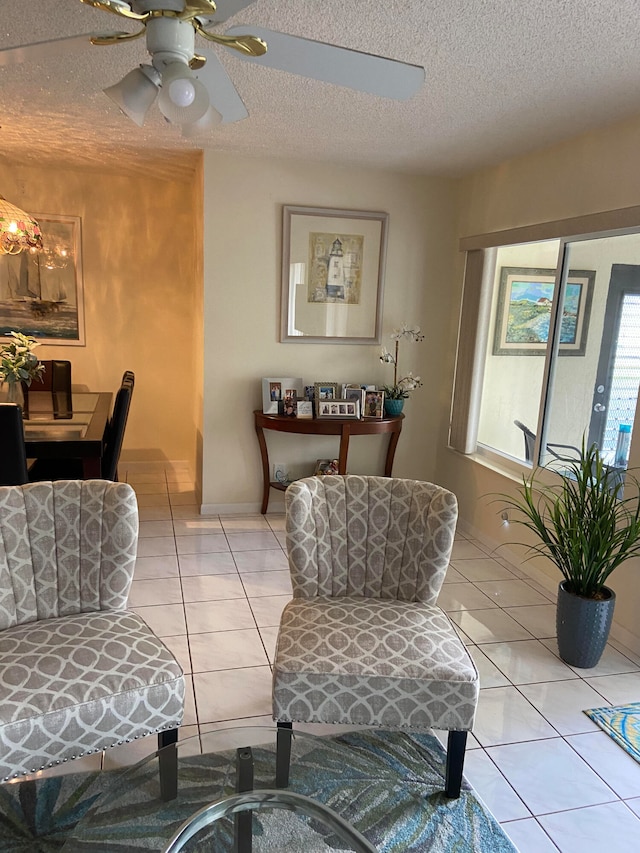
[[2, 0, 640, 181]]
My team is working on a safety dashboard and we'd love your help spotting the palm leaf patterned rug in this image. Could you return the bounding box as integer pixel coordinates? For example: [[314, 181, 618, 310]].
[[0, 730, 516, 852], [584, 702, 640, 764]]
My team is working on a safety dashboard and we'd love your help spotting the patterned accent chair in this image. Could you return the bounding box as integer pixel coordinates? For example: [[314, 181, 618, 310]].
[[272, 475, 479, 798], [0, 480, 184, 785]]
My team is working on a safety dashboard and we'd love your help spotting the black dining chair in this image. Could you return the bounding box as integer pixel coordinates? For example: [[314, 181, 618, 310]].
[[29, 371, 135, 482], [514, 419, 581, 464], [0, 403, 29, 485], [22, 359, 73, 419]]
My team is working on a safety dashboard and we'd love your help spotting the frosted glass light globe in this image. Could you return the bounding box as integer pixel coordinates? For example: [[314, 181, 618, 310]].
[[168, 77, 196, 107]]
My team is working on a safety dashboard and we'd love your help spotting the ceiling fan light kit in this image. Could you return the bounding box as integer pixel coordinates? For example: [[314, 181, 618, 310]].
[[1, 1, 425, 136]]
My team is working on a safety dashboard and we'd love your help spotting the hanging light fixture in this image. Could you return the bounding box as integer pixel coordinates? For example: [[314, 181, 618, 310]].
[[0, 196, 43, 255]]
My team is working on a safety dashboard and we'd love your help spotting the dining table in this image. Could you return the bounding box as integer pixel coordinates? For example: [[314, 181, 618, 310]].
[[23, 390, 113, 479]]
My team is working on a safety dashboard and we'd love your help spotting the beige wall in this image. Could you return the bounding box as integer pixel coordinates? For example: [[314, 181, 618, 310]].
[[438, 113, 640, 652], [201, 152, 457, 512], [0, 158, 202, 471]]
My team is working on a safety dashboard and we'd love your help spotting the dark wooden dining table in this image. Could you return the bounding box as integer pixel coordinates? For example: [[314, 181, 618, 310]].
[[23, 391, 112, 479]]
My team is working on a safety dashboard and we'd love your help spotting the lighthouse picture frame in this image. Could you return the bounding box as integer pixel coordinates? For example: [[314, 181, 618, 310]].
[[281, 205, 388, 344]]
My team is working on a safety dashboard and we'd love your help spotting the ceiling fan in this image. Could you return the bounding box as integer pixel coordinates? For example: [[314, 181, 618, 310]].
[[0, 0, 424, 136]]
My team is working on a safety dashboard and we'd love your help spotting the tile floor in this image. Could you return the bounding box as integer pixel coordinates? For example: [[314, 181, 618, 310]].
[[52, 463, 640, 851]]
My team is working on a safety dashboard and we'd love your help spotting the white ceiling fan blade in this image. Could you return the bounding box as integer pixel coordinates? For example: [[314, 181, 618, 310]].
[[224, 26, 425, 101], [193, 51, 248, 124], [0, 33, 121, 67], [197, 0, 257, 26]]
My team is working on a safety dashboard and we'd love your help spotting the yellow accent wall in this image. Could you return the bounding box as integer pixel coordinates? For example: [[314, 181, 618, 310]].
[[0, 158, 202, 473]]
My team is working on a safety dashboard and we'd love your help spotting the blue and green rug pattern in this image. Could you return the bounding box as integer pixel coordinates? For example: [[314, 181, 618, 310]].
[[584, 701, 640, 764], [0, 730, 517, 852]]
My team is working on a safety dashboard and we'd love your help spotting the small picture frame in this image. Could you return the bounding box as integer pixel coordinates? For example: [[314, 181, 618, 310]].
[[296, 400, 313, 418], [317, 398, 360, 419], [281, 396, 297, 416], [315, 458, 340, 475], [262, 377, 304, 414], [363, 390, 385, 419], [314, 382, 339, 402], [343, 385, 366, 417]]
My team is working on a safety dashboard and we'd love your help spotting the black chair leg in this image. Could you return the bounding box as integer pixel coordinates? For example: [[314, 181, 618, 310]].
[[234, 747, 254, 853], [276, 721, 293, 788], [158, 727, 179, 801], [445, 730, 467, 798]]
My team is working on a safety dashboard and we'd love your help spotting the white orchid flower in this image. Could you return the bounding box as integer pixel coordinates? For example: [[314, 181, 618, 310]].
[[379, 346, 396, 365]]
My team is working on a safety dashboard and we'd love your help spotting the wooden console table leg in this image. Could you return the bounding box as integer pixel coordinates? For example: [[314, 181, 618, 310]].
[[254, 422, 271, 514], [338, 426, 351, 474], [384, 428, 402, 476]]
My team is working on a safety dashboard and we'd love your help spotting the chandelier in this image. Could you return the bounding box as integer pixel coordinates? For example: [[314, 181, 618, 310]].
[[0, 196, 44, 255]]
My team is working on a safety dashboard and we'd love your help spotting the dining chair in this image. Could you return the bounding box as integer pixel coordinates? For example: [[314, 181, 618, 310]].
[[21, 359, 72, 419], [513, 419, 580, 464], [0, 403, 29, 485], [272, 475, 479, 799], [28, 371, 134, 482], [0, 479, 184, 788]]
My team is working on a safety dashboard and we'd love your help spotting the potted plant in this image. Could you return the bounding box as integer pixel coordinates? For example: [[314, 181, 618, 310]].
[[499, 442, 640, 667], [0, 331, 45, 407], [379, 323, 424, 416]]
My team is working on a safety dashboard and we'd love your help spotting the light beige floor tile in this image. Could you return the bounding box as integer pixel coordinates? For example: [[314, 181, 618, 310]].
[[173, 518, 223, 536], [161, 634, 192, 675], [473, 579, 550, 608], [258, 625, 280, 664], [275, 532, 287, 549], [131, 482, 168, 495], [138, 506, 173, 522], [501, 818, 562, 853], [136, 536, 177, 558], [126, 471, 167, 484], [134, 554, 179, 580], [442, 566, 467, 583], [128, 577, 183, 607], [567, 731, 640, 799], [479, 639, 578, 684], [176, 534, 230, 555], [221, 516, 272, 533], [248, 594, 291, 628], [487, 738, 617, 815], [183, 675, 198, 726], [538, 800, 640, 853], [436, 583, 497, 612], [138, 520, 175, 538], [503, 605, 556, 639], [227, 531, 281, 551], [540, 638, 640, 677], [199, 717, 276, 745], [463, 749, 530, 821], [469, 647, 511, 688], [103, 725, 200, 771], [193, 666, 273, 723], [135, 494, 171, 507], [266, 514, 286, 531], [190, 628, 270, 672], [451, 558, 516, 583], [519, 679, 609, 735], [171, 504, 202, 519], [584, 671, 640, 706], [233, 549, 289, 573], [168, 481, 197, 493], [178, 552, 238, 576], [450, 608, 534, 644], [185, 598, 255, 634], [473, 687, 558, 746], [181, 573, 246, 602], [450, 540, 491, 561], [132, 603, 186, 637], [240, 570, 292, 598], [170, 491, 200, 506]]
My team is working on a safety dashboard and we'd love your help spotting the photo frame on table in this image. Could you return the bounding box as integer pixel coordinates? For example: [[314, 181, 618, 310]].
[[0, 214, 85, 345], [262, 377, 304, 414], [296, 400, 313, 418], [343, 384, 366, 417], [363, 390, 385, 419], [317, 399, 360, 419], [493, 267, 595, 356], [314, 382, 339, 403], [281, 205, 388, 345]]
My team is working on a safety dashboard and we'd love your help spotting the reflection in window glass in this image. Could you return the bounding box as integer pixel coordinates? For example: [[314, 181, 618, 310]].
[[476, 240, 560, 462]]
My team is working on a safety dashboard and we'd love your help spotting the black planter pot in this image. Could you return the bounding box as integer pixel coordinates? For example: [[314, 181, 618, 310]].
[[556, 581, 616, 668]]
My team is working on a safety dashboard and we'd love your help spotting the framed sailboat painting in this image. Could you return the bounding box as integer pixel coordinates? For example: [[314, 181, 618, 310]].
[[0, 214, 85, 345]]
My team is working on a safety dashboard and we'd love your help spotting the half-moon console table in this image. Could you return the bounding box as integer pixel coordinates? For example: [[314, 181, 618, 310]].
[[254, 410, 404, 514]]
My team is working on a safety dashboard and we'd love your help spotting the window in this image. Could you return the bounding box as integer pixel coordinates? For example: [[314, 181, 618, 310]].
[[452, 217, 640, 481]]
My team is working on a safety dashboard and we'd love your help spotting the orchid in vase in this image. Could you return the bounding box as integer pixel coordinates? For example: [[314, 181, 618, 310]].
[[380, 324, 424, 403]]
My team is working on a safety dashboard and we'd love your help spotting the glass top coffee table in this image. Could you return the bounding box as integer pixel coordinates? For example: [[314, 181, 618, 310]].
[[62, 726, 379, 852]]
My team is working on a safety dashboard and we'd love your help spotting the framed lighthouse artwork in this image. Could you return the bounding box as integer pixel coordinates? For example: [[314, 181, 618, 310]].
[[280, 205, 388, 344]]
